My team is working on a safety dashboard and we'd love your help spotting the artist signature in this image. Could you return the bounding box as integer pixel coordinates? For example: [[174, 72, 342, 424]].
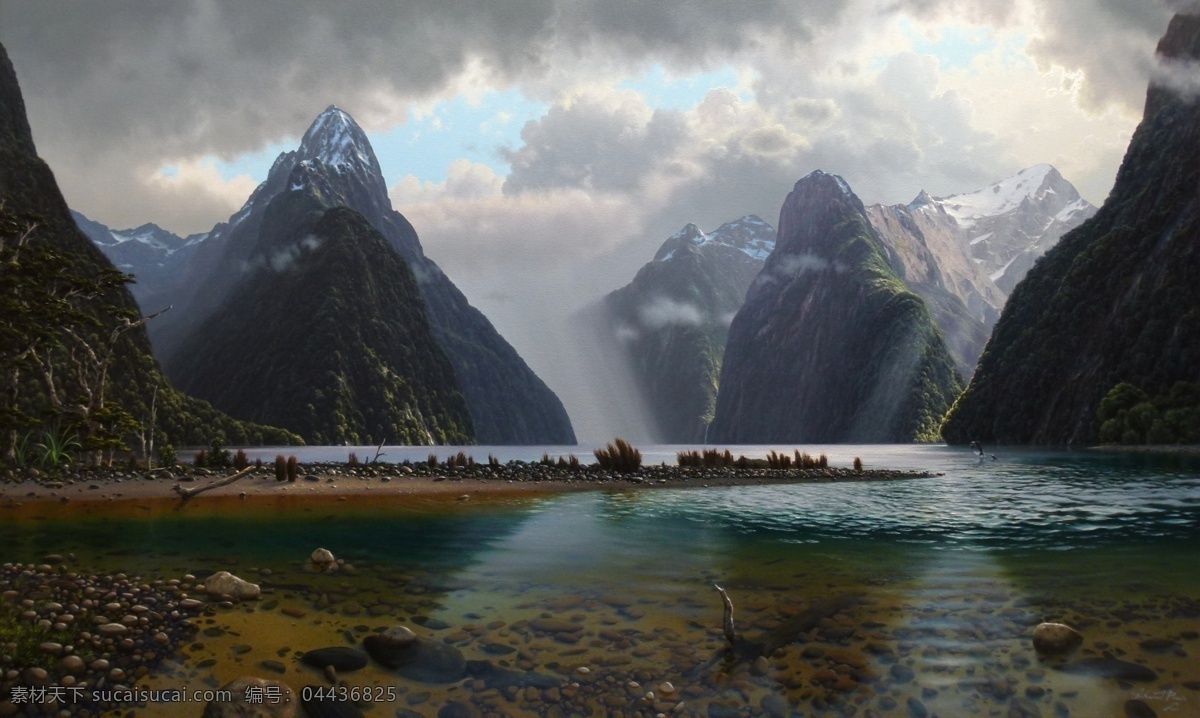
[[1130, 689, 1187, 713]]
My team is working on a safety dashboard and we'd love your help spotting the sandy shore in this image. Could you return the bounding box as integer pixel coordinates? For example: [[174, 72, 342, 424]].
[[0, 462, 936, 506]]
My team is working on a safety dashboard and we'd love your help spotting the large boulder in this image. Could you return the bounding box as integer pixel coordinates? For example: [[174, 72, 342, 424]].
[[362, 626, 466, 683], [203, 571, 261, 601]]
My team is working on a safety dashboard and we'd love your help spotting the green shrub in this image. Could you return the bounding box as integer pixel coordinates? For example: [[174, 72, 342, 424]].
[[157, 444, 177, 467], [207, 438, 231, 468], [1096, 381, 1200, 444]]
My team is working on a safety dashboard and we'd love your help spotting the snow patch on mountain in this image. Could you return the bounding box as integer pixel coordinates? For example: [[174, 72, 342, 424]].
[[940, 164, 1058, 228], [297, 105, 380, 174], [656, 215, 776, 263]]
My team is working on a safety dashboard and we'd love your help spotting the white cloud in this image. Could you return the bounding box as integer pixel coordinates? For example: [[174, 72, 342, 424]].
[[637, 297, 706, 328]]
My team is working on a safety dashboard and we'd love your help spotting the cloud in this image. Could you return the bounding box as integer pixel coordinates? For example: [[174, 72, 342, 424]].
[[637, 297, 706, 328], [774, 253, 832, 277], [503, 89, 689, 193], [3, 0, 1174, 235], [390, 162, 646, 276], [1024, 1, 1171, 112], [239, 234, 322, 274], [392, 159, 505, 204], [1150, 56, 1200, 99]]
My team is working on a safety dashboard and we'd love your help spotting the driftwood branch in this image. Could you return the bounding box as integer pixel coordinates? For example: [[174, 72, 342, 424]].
[[370, 438, 387, 464], [714, 583, 736, 646], [172, 466, 256, 499]]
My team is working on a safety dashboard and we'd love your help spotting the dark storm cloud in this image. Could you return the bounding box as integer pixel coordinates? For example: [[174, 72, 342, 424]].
[[0, 0, 1179, 235], [0, 0, 861, 230], [2, 0, 556, 159]]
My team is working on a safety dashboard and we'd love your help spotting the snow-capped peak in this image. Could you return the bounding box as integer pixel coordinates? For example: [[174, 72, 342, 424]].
[[908, 190, 936, 210], [938, 164, 1074, 229], [655, 215, 776, 263], [296, 105, 381, 174]]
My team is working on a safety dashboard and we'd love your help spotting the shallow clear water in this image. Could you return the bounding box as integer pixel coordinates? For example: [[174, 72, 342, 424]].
[[3, 446, 1198, 717]]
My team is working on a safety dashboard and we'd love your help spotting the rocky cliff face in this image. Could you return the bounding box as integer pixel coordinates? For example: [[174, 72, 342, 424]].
[[0, 41, 295, 452], [941, 14, 1200, 445], [865, 195, 998, 378], [152, 106, 574, 444], [710, 171, 962, 443], [604, 216, 774, 442]]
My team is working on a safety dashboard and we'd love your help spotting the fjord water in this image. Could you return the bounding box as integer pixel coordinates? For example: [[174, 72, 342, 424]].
[[4, 446, 1198, 716]]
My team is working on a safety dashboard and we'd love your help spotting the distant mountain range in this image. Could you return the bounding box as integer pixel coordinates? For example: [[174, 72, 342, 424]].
[[79, 106, 574, 446], [71, 211, 206, 318], [942, 12, 1200, 446], [603, 164, 1094, 442]]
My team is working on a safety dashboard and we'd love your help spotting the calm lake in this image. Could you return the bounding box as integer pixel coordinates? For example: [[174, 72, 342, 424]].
[[3, 445, 1198, 717]]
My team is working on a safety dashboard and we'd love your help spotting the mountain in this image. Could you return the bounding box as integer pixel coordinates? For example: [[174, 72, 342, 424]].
[[941, 14, 1200, 446], [709, 171, 962, 443], [939, 164, 1096, 293], [865, 167, 1095, 375], [866, 194, 1000, 377], [0, 41, 296, 461], [603, 216, 775, 442], [72, 210, 207, 315], [171, 195, 474, 445], [152, 106, 575, 445]]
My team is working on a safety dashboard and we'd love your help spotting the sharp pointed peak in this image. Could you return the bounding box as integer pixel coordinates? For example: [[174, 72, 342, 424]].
[[296, 104, 380, 172]]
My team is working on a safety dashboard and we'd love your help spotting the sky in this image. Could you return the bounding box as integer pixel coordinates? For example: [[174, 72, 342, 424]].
[[0, 0, 1186, 439]]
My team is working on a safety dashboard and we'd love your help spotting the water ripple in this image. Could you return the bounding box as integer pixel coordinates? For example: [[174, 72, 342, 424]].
[[592, 447, 1200, 550]]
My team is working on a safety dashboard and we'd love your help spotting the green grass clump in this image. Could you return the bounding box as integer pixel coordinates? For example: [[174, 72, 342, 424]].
[[0, 600, 92, 672]]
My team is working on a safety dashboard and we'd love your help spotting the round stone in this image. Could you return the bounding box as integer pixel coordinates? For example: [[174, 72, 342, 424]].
[[61, 655, 85, 674], [1032, 622, 1083, 656], [97, 623, 128, 637]]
